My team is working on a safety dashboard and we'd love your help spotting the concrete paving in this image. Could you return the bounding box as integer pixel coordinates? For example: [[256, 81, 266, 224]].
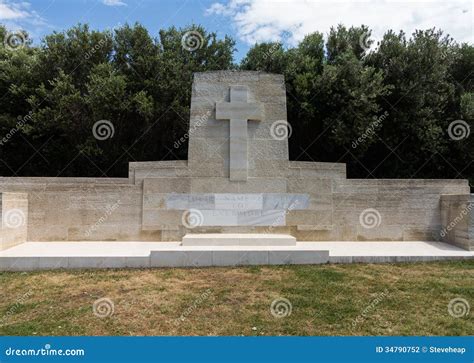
[[0, 241, 472, 271]]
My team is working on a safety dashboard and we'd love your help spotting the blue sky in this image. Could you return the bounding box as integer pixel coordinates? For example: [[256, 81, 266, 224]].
[[0, 0, 254, 59], [1, 0, 473, 61]]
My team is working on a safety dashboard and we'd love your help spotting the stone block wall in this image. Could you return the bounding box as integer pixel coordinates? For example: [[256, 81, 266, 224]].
[[1, 192, 28, 250], [286, 174, 470, 242], [328, 179, 469, 242], [440, 194, 474, 251], [0, 177, 160, 242], [1, 165, 471, 246]]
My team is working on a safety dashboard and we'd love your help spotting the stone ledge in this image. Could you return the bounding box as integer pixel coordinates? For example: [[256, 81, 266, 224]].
[[338, 179, 470, 186], [0, 177, 130, 185], [297, 225, 334, 231], [129, 160, 188, 169], [193, 70, 284, 83], [440, 194, 473, 202], [329, 255, 474, 263], [181, 233, 297, 246], [289, 161, 346, 171]]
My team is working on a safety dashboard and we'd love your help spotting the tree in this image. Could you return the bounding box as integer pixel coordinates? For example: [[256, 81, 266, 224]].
[[241, 28, 390, 163], [326, 24, 373, 62], [0, 23, 471, 189], [0, 23, 236, 176], [241, 42, 287, 74], [365, 29, 472, 182]]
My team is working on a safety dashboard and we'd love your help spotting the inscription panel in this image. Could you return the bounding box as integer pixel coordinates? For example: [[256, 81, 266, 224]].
[[166, 194, 215, 210], [199, 210, 286, 226], [164, 193, 309, 210], [215, 194, 263, 210]]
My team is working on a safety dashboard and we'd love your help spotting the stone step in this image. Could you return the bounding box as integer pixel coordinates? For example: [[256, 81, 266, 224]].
[[150, 249, 328, 267], [181, 233, 297, 246], [1, 241, 472, 271]]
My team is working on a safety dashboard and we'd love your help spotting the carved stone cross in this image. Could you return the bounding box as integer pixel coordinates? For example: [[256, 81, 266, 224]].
[[216, 85, 264, 181]]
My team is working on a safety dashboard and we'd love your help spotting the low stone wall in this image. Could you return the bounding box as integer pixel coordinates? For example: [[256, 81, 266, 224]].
[[293, 178, 470, 242], [0, 177, 159, 242], [0, 168, 471, 244], [1, 192, 28, 250], [440, 194, 474, 251]]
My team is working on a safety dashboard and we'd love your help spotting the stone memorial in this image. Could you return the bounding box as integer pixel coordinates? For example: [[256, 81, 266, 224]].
[[0, 71, 472, 269]]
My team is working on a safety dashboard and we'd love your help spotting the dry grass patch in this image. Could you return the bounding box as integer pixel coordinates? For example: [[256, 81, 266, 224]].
[[0, 261, 472, 336]]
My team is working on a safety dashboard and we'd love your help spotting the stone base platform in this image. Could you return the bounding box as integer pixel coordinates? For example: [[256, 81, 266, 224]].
[[0, 241, 472, 271], [181, 233, 297, 246]]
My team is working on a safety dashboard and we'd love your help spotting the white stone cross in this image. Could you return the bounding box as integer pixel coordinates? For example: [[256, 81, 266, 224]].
[[216, 85, 264, 181]]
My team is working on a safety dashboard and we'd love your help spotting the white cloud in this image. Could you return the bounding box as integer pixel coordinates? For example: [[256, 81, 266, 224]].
[[206, 0, 473, 46], [0, 1, 48, 35], [0, 2, 28, 20], [103, 0, 127, 6]]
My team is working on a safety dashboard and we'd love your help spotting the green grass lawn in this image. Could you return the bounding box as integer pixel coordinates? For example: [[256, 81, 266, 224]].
[[0, 261, 472, 336]]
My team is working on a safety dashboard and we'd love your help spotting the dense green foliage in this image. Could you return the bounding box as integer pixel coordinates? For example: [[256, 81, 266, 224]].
[[0, 23, 472, 186]]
